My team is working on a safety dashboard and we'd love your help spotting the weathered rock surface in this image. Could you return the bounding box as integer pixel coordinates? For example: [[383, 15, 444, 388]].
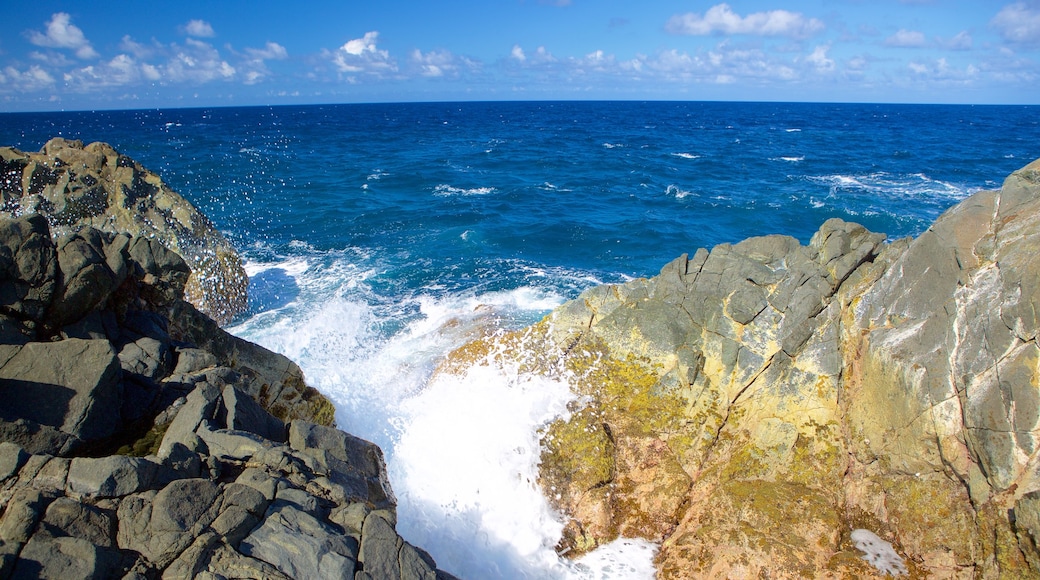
[[440, 158, 1040, 577], [0, 138, 247, 324], [0, 206, 451, 577], [0, 214, 332, 456]]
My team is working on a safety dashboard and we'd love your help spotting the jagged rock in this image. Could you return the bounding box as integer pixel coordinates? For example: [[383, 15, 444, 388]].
[[0, 442, 28, 481], [0, 213, 57, 325], [0, 339, 122, 454], [0, 138, 247, 324], [288, 421, 396, 509], [38, 496, 116, 547], [117, 478, 222, 568], [222, 384, 286, 443], [437, 158, 1040, 577], [0, 144, 466, 580], [67, 456, 160, 498], [239, 500, 358, 579], [157, 383, 221, 460], [11, 534, 125, 579]]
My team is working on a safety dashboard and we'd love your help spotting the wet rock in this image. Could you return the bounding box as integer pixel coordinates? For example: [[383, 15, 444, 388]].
[[0, 139, 246, 324]]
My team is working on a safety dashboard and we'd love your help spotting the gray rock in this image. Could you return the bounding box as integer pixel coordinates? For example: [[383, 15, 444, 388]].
[[239, 501, 357, 579], [358, 511, 402, 579], [169, 537, 291, 580], [222, 384, 286, 443], [157, 382, 221, 460], [399, 541, 439, 580], [47, 230, 124, 329], [211, 483, 268, 545], [0, 214, 57, 323], [40, 496, 116, 547], [1, 139, 247, 323], [0, 442, 28, 481], [171, 347, 217, 375], [0, 488, 48, 544], [288, 421, 396, 509], [235, 467, 279, 502], [67, 455, 158, 498], [128, 236, 190, 307], [11, 534, 123, 580], [0, 338, 122, 451], [118, 336, 171, 381], [118, 478, 221, 567], [196, 425, 269, 461], [33, 456, 70, 491], [0, 419, 76, 456]]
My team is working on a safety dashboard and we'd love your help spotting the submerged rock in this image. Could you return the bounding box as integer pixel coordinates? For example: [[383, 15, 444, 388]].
[[0, 138, 247, 325], [439, 158, 1040, 578]]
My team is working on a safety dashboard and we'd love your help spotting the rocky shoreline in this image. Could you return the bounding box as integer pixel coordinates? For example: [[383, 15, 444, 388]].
[[3, 137, 1039, 579], [440, 158, 1040, 578], [0, 142, 453, 579]]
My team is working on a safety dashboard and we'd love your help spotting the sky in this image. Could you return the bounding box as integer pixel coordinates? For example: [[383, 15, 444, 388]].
[[1, 1, 1038, 111]]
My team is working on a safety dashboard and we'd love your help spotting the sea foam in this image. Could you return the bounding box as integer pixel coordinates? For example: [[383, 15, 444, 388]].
[[230, 257, 657, 579]]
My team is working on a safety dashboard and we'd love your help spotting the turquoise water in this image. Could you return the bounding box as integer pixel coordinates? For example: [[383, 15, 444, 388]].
[[3, 101, 1038, 578]]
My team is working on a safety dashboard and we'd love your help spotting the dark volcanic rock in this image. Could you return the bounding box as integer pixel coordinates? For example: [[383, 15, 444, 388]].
[[0, 182, 445, 577]]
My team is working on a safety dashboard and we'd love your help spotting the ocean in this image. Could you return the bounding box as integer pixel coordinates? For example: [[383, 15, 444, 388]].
[[2, 101, 1038, 578]]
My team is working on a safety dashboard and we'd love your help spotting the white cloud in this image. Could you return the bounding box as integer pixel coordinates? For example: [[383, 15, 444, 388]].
[[120, 35, 157, 60], [165, 38, 236, 83], [666, 3, 824, 39], [183, 19, 216, 38], [805, 45, 835, 72], [991, 2, 1040, 45], [27, 12, 99, 59], [245, 42, 288, 61], [907, 57, 980, 83], [240, 42, 288, 85], [885, 29, 927, 47], [328, 31, 396, 75], [510, 45, 556, 66], [0, 65, 57, 92], [29, 51, 75, 67], [938, 31, 973, 50]]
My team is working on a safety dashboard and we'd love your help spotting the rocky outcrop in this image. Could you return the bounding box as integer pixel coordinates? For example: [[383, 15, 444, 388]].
[[0, 138, 247, 324], [0, 213, 450, 578], [0, 214, 331, 456], [439, 158, 1040, 577]]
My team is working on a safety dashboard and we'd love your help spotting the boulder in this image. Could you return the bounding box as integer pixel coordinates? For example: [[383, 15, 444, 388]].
[[239, 500, 358, 579], [0, 339, 122, 454], [0, 139, 247, 324]]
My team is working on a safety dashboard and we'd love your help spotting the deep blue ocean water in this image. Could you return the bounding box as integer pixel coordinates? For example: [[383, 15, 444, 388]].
[[2, 101, 1038, 578]]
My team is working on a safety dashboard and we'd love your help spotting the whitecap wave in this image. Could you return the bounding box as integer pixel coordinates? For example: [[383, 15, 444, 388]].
[[666, 184, 694, 199], [434, 184, 497, 196], [670, 152, 701, 160], [228, 252, 657, 579], [807, 172, 968, 201]]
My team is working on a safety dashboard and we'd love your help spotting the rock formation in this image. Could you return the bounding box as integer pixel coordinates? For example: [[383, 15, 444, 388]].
[[0, 138, 247, 325], [0, 212, 451, 578], [439, 158, 1040, 577]]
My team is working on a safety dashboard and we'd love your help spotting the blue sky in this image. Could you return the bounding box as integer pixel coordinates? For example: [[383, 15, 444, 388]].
[[1, 1, 1038, 111]]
